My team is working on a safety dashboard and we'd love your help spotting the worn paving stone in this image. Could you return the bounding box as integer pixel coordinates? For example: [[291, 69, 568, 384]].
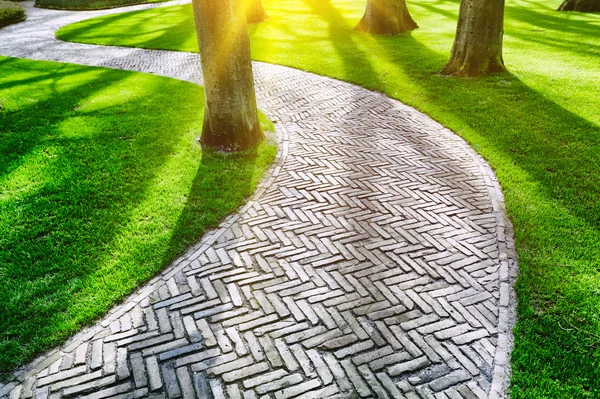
[[0, 1, 517, 398]]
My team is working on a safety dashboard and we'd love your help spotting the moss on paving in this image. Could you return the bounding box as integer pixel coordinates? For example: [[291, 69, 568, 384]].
[[56, 0, 600, 397], [0, 56, 276, 375]]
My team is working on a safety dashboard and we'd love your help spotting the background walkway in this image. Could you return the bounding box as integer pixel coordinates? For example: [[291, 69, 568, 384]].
[[0, 2, 517, 398]]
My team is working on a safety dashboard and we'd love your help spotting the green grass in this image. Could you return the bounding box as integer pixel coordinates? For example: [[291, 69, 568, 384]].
[[35, 0, 166, 11], [0, 1, 25, 27], [0, 56, 276, 375], [56, 0, 600, 397]]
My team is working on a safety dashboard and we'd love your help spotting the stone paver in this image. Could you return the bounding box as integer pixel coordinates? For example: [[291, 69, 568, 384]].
[[0, 2, 517, 398]]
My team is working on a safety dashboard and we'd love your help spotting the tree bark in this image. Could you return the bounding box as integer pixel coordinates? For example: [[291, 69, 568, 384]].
[[441, 0, 506, 77], [354, 0, 418, 35], [558, 0, 600, 12], [191, 0, 264, 151], [246, 0, 268, 23]]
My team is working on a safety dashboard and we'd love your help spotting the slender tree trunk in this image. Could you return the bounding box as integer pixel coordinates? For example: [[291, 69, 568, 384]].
[[558, 0, 600, 12], [354, 0, 418, 35], [247, 0, 268, 23], [191, 0, 264, 151], [441, 0, 506, 76]]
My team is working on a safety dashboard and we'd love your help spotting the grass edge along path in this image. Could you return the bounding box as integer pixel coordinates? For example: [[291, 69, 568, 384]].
[[35, 0, 168, 12], [0, 56, 276, 376], [0, 1, 25, 28], [55, 0, 600, 398]]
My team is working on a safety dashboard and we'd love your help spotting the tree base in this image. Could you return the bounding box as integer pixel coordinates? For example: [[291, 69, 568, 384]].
[[247, 10, 268, 23], [441, 56, 506, 77], [442, 0, 507, 77], [353, 0, 418, 35], [247, 0, 269, 23], [557, 0, 600, 12], [200, 115, 264, 152], [353, 17, 417, 35]]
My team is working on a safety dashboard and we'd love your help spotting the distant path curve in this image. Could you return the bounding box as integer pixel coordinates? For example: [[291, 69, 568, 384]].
[[0, 2, 517, 398]]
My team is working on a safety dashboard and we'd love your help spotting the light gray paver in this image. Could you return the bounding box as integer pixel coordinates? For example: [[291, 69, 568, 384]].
[[0, 1, 517, 398]]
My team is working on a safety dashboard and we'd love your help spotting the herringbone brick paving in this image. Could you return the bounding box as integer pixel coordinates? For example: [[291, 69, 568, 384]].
[[0, 2, 517, 398]]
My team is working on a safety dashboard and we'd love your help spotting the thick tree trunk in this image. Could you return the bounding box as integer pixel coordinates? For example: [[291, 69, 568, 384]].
[[558, 0, 600, 12], [441, 0, 506, 76], [191, 0, 264, 151], [246, 0, 268, 23], [354, 0, 418, 35]]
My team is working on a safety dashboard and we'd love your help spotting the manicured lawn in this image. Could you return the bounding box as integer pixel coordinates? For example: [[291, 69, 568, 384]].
[[0, 1, 25, 27], [0, 56, 276, 375], [56, 0, 600, 397]]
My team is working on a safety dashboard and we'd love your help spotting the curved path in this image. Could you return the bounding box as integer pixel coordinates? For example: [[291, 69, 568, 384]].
[[0, 2, 517, 398]]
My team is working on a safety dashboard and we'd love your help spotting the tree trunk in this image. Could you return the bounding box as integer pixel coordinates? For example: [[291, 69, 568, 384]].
[[558, 0, 600, 12], [247, 0, 268, 23], [441, 0, 506, 77], [354, 0, 418, 35], [191, 0, 264, 151]]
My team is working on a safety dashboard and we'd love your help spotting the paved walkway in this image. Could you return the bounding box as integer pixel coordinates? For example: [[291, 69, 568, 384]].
[[0, 2, 517, 398]]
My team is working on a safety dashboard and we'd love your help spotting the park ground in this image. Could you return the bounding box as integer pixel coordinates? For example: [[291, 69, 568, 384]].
[[1, 0, 599, 397]]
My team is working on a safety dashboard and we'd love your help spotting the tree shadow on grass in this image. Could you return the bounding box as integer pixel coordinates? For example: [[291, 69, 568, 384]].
[[58, 5, 197, 52], [504, 1, 600, 56], [300, 0, 386, 89], [509, 0, 600, 36], [0, 56, 214, 374], [56, 10, 142, 41], [413, 0, 460, 21], [0, 60, 130, 181]]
